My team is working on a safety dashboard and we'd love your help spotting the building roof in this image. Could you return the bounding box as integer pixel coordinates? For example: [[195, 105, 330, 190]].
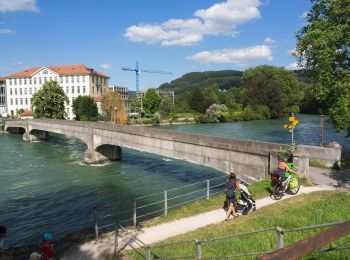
[[0, 77, 5, 83], [20, 110, 34, 116], [5, 65, 109, 78]]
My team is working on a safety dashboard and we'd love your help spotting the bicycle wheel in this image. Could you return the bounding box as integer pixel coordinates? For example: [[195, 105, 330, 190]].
[[273, 184, 284, 200], [287, 178, 300, 195]]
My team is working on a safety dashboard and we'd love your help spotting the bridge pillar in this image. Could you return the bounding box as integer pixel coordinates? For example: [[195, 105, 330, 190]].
[[23, 130, 49, 142], [84, 145, 122, 164]]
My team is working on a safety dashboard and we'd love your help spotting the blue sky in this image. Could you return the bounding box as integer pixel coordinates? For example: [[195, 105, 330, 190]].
[[0, 0, 310, 91]]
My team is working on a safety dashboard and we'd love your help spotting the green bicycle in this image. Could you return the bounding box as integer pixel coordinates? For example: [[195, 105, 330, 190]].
[[272, 163, 300, 200]]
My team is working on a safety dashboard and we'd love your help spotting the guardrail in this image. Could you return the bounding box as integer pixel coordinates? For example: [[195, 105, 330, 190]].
[[92, 175, 232, 239], [120, 220, 350, 259]]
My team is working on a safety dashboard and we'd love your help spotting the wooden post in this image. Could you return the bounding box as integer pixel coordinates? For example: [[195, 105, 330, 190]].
[[164, 190, 168, 216], [276, 226, 284, 249], [146, 246, 152, 260], [320, 115, 324, 146], [133, 200, 137, 228], [206, 180, 210, 200], [195, 239, 202, 260], [93, 207, 99, 240]]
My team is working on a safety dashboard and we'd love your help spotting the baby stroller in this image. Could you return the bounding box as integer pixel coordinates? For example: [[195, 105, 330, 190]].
[[235, 183, 256, 215]]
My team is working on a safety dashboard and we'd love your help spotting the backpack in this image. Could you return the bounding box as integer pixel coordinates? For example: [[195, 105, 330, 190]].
[[225, 181, 236, 198]]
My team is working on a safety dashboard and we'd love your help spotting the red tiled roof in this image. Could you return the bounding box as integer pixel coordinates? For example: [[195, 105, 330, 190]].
[[0, 77, 5, 83], [21, 110, 34, 116], [93, 96, 102, 102], [5, 65, 109, 78]]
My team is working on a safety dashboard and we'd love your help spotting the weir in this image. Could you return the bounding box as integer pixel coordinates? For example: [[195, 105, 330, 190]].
[[4, 119, 342, 181]]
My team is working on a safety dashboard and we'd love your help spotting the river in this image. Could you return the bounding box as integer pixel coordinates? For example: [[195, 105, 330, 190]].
[[0, 114, 349, 247]]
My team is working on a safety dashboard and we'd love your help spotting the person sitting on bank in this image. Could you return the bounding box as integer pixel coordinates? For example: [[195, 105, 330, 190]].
[[0, 226, 13, 260], [41, 232, 53, 260], [225, 173, 241, 221], [278, 157, 297, 181]]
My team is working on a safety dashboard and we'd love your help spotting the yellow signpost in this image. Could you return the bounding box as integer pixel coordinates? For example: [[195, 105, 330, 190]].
[[283, 114, 299, 142]]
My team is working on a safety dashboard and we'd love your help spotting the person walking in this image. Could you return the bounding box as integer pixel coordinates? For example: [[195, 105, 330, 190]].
[[224, 173, 241, 221]]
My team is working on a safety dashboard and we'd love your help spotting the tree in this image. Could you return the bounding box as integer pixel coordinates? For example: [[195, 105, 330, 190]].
[[295, 0, 350, 134], [143, 88, 161, 114], [223, 87, 242, 109], [159, 97, 174, 119], [242, 65, 303, 118], [31, 81, 69, 119], [206, 104, 228, 122], [101, 91, 127, 124], [129, 96, 141, 113], [72, 96, 98, 121]]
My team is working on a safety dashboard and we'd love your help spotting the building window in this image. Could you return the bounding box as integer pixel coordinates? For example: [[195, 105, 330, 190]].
[[34, 78, 36, 85], [24, 78, 27, 85], [39, 77, 42, 85], [15, 88, 17, 95], [24, 88, 27, 95], [20, 88, 22, 95], [20, 98, 23, 105], [19, 79, 22, 85], [77, 86, 80, 94], [29, 78, 32, 85], [43, 70, 48, 74], [29, 88, 32, 95], [54, 76, 57, 82], [44, 77, 47, 83], [14, 79, 17, 85], [34, 87, 37, 93], [71, 86, 74, 94], [49, 76, 52, 81], [66, 76, 68, 83], [10, 88, 13, 95], [60, 76, 63, 84], [9, 79, 12, 86], [66, 86, 69, 94], [71, 76, 74, 83], [77, 76, 80, 83], [82, 86, 86, 94], [10, 98, 13, 105], [82, 75, 85, 83], [15, 98, 18, 105], [25, 98, 28, 105]]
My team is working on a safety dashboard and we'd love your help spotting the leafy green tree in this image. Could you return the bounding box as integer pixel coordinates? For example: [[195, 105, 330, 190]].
[[295, 0, 350, 133], [159, 97, 174, 119], [223, 87, 242, 109], [143, 88, 161, 114], [130, 96, 141, 113], [31, 81, 69, 119], [206, 104, 228, 122], [242, 65, 303, 118], [72, 96, 98, 121], [174, 91, 192, 113]]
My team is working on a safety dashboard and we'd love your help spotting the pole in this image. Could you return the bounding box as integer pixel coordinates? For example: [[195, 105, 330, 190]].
[[195, 239, 202, 260], [93, 207, 99, 240], [133, 200, 137, 228], [320, 115, 324, 146], [146, 246, 152, 260], [276, 226, 284, 249], [206, 180, 210, 200], [164, 190, 168, 216]]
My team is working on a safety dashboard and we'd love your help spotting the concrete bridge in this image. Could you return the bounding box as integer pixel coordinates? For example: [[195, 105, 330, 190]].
[[4, 119, 341, 181]]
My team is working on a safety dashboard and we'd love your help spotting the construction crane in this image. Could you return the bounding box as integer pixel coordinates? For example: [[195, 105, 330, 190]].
[[122, 61, 172, 93]]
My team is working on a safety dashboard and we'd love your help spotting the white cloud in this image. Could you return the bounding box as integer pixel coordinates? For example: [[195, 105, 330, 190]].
[[264, 37, 275, 43], [299, 11, 308, 18], [287, 48, 296, 56], [285, 61, 304, 70], [99, 62, 112, 70], [10, 61, 23, 66], [0, 0, 39, 13], [0, 28, 14, 34], [187, 45, 273, 66], [124, 0, 261, 46]]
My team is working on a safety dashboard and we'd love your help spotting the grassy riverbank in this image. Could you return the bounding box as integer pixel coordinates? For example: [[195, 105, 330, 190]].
[[141, 176, 309, 228], [130, 190, 350, 259]]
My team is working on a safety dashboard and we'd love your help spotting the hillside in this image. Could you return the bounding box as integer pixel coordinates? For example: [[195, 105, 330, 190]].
[[158, 69, 310, 95], [158, 70, 243, 94]]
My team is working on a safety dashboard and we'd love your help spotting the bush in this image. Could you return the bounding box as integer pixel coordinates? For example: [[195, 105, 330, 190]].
[[194, 114, 211, 123], [206, 104, 228, 123], [152, 112, 161, 125], [96, 114, 110, 122], [253, 105, 271, 119]]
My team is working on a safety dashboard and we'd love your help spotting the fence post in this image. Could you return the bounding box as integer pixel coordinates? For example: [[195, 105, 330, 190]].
[[114, 222, 119, 257], [93, 207, 99, 240], [207, 180, 210, 200], [276, 226, 284, 249], [164, 190, 168, 216], [195, 239, 202, 260], [146, 246, 152, 260], [133, 200, 137, 228]]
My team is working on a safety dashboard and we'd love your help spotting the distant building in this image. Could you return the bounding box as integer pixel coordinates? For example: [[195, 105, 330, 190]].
[[0, 77, 6, 115], [20, 110, 34, 119], [5, 64, 109, 119], [109, 85, 129, 111], [157, 89, 175, 104]]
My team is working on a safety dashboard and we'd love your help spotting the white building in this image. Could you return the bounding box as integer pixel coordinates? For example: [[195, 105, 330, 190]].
[[5, 64, 109, 119], [0, 77, 6, 115]]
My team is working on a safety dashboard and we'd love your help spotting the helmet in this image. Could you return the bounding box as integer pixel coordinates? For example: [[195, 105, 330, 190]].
[[43, 232, 53, 241]]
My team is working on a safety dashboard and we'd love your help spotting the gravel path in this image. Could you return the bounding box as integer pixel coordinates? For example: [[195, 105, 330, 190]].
[[60, 185, 334, 260]]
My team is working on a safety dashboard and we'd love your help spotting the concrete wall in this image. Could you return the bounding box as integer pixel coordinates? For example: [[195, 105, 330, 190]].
[[4, 119, 342, 181], [299, 144, 341, 168]]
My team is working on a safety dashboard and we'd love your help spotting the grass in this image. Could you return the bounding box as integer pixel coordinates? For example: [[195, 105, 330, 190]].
[[310, 160, 330, 169], [141, 176, 310, 228], [129, 190, 350, 259]]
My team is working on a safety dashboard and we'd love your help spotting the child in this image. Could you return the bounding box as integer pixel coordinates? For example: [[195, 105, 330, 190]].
[[41, 233, 53, 260]]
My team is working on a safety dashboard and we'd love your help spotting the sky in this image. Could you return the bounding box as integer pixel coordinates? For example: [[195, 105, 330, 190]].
[[0, 0, 311, 91]]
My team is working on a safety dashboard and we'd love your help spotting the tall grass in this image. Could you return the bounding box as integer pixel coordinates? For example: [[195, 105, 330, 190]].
[[130, 191, 350, 259]]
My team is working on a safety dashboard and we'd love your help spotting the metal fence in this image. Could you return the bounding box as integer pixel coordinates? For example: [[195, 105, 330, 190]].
[[92, 175, 230, 239], [118, 220, 350, 259]]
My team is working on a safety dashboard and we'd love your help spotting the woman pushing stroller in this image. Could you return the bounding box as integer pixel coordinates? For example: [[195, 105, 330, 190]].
[[225, 173, 241, 221]]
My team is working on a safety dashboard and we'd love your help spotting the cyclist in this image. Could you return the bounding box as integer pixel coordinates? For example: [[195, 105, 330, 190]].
[[278, 157, 297, 182]]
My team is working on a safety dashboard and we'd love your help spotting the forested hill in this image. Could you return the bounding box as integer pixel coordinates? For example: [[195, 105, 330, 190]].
[[158, 70, 243, 94], [158, 69, 309, 94]]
